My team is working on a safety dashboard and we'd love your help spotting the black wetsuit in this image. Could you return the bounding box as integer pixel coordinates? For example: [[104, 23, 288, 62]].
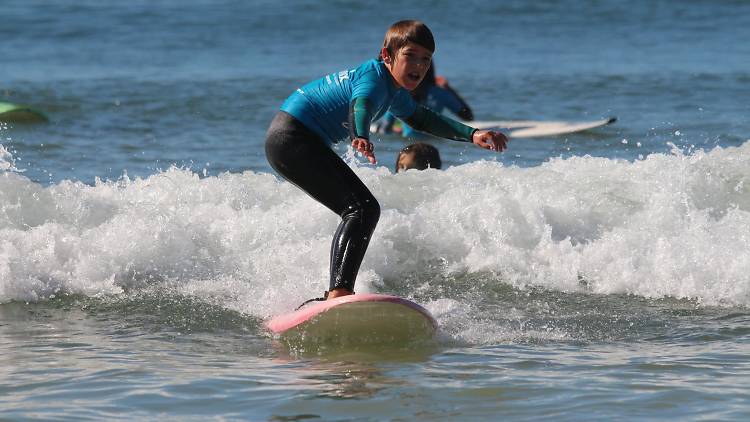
[[265, 112, 379, 292]]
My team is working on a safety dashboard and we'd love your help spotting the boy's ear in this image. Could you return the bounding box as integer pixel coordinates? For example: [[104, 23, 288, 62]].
[[380, 47, 392, 64]]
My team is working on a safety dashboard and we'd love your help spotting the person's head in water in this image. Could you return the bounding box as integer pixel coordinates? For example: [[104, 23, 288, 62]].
[[395, 142, 442, 173]]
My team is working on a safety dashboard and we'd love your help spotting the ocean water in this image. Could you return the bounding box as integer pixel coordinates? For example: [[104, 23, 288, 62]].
[[2, 0, 750, 420]]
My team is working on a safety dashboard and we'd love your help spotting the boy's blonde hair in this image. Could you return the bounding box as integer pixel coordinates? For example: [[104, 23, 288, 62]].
[[381, 20, 435, 57]]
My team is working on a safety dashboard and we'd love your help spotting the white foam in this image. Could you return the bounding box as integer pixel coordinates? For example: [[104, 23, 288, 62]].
[[2, 141, 750, 316], [0, 144, 24, 173]]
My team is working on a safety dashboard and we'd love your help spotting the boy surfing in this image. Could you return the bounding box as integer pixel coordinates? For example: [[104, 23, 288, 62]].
[[265, 20, 509, 302]]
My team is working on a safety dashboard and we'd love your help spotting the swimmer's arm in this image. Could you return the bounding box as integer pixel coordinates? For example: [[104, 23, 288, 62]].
[[442, 83, 474, 121], [404, 105, 508, 152], [349, 97, 376, 164]]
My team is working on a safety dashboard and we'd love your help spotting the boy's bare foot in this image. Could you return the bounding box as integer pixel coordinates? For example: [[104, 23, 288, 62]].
[[327, 288, 353, 300]]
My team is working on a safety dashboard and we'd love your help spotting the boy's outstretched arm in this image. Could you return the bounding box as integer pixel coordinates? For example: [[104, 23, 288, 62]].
[[404, 105, 508, 151]]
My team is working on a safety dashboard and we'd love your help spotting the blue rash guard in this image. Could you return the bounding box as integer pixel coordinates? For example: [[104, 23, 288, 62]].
[[280, 59, 417, 147]]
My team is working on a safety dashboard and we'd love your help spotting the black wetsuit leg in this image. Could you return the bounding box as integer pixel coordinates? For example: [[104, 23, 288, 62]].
[[265, 111, 380, 293]]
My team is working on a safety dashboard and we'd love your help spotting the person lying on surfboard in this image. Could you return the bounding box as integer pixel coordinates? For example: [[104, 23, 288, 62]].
[[395, 142, 442, 173], [372, 62, 474, 139], [265, 20, 508, 301]]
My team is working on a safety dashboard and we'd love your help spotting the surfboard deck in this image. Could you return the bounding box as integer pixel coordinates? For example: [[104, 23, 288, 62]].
[[372, 116, 616, 139], [266, 294, 437, 346], [467, 116, 616, 138]]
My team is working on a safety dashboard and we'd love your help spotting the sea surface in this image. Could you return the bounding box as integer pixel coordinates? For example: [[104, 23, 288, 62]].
[[2, 0, 750, 420]]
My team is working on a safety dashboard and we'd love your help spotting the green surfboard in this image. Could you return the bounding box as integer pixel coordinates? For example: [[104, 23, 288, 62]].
[[0, 101, 49, 123]]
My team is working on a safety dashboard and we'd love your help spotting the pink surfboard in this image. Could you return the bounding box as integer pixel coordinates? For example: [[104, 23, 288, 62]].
[[266, 294, 437, 345]]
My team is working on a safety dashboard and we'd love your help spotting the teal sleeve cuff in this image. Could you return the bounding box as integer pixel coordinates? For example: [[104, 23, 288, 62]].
[[404, 105, 476, 142], [349, 97, 372, 140]]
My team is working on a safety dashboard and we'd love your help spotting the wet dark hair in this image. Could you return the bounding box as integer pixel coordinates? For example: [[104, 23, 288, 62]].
[[395, 142, 442, 172], [380, 20, 435, 59]]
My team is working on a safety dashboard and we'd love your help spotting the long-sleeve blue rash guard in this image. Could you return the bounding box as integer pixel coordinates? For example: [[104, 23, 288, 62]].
[[280, 59, 475, 147]]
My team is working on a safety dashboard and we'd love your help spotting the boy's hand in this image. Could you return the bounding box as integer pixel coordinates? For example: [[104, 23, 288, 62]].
[[352, 137, 377, 164], [472, 130, 508, 152]]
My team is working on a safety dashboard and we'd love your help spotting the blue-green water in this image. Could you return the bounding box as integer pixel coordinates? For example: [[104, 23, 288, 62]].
[[2, 0, 750, 420]]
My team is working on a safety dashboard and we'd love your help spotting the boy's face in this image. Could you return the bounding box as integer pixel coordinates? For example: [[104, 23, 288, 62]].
[[382, 42, 433, 91]]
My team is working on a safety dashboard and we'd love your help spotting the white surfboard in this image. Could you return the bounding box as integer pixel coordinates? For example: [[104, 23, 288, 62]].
[[467, 116, 617, 138], [266, 294, 437, 346]]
